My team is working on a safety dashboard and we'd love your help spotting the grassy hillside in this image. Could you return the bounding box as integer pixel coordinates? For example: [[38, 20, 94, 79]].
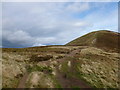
[[2, 30, 119, 89], [66, 30, 119, 52]]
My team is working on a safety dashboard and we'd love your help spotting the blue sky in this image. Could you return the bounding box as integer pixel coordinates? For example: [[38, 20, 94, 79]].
[[2, 2, 118, 48]]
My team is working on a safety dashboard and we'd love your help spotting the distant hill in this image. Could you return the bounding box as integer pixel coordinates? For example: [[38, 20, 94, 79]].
[[66, 30, 119, 52]]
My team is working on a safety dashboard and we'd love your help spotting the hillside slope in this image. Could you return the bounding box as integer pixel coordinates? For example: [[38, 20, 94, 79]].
[[2, 30, 119, 89], [66, 30, 119, 52]]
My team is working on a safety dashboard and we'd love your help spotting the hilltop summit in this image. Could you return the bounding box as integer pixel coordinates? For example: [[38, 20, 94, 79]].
[[66, 30, 119, 52]]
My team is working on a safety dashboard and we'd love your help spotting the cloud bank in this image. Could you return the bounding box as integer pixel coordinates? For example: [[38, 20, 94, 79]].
[[2, 2, 118, 48]]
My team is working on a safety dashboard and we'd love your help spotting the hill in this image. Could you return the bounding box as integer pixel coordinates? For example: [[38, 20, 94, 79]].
[[2, 30, 119, 89], [66, 30, 119, 52]]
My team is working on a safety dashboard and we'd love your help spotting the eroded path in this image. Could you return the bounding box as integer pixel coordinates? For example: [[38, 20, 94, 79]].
[[55, 49, 92, 88], [56, 72, 91, 88], [17, 47, 91, 88], [17, 72, 29, 88]]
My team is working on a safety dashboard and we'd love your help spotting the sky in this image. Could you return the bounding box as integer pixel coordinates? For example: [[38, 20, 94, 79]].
[[2, 2, 118, 48]]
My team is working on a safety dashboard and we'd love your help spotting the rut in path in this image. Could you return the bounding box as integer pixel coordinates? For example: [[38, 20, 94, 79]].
[[55, 49, 92, 88], [17, 72, 29, 88], [17, 48, 91, 88], [56, 72, 91, 88]]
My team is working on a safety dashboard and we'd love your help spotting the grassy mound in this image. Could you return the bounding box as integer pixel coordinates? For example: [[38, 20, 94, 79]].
[[66, 30, 119, 52]]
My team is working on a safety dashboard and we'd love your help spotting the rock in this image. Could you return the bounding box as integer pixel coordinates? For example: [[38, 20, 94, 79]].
[[68, 61, 71, 67]]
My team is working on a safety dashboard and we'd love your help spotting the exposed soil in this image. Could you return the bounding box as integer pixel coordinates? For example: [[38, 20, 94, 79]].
[[17, 72, 29, 88], [17, 48, 91, 88], [56, 72, 91, 88], [55, 49, 92, 88]]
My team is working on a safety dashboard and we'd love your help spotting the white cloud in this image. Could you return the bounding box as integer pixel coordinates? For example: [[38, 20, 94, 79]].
[[2, 30, 34, 45], [33, 43, 46, 47], [83, 7, 118, 32], [3, 30, 58, 47], [73, 22, 92, 27], [66, 2, 90, 13], [2, 2, 118, 47], [33, 37, 56, 46], [1, 0, 119, 2]]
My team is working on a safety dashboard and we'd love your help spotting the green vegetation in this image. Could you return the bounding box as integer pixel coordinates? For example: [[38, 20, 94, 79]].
[[71, 86, 81, 89], [26, 65, 52, 74], [2, 46, 70, 54], [50, 75, 62, 88], [2, 30, 119, 88], [2, 77, 20, 88], [30, 54, 53, 62], [66, 30, 119, 52]]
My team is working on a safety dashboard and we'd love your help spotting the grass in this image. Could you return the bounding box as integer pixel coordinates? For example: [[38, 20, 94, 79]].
[[49, 75, 62, 88], [26, 65, 53, 74], [2, 77, 20, 88], [59, 54, 107, 88], [2, 30, 119, 88], [66, 30, 97, 46], [2, 46, 70, 54], [30, 54, 53, 62], [61, 61, 69, 73], [66, 30, 119, 52]]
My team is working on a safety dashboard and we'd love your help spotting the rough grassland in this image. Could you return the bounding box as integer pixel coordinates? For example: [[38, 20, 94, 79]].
[[2, 46, 119, 88], [2, 30, 119, 88]]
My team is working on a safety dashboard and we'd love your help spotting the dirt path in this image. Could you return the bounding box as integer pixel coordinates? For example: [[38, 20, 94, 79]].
[[56, 72, 91, 88], [55, 49, 92, 88], [17, 48, 91, 88], [17, 72, 29, 88]]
